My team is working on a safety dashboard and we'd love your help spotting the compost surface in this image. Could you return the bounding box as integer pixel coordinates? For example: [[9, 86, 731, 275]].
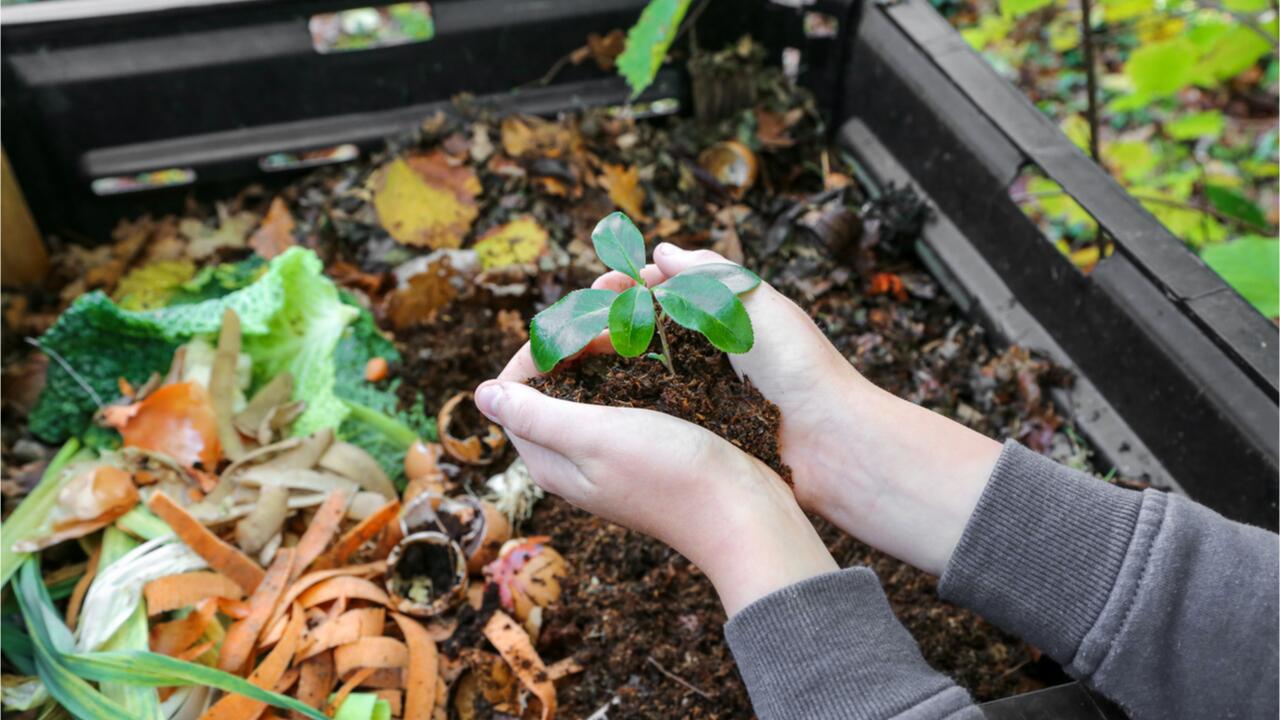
[[1, 42, 1097, 720], [530, 324, 789, 482]]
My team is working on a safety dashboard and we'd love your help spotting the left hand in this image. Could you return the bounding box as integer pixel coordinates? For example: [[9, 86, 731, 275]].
[[474, 347, 837, 616]]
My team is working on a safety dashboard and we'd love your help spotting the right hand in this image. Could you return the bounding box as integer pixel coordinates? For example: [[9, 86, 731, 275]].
[[595, 243, 1003, 575]]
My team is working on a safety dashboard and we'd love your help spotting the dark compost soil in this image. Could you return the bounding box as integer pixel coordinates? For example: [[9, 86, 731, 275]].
[[529, 324, 790, 483]]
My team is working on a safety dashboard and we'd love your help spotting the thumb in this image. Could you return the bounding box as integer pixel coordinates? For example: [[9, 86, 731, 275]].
[[652, 243, 733, 277], [473, 380, 597, 455]]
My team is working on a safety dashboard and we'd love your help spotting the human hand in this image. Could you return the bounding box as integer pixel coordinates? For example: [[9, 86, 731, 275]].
[[595, 244, 1002, 576], [474, 357, 837, 616]]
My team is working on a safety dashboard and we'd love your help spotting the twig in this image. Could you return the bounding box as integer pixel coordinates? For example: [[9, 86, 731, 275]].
[[26, 337, 105, 407], [646, 656, 713, 700], [1078, 0, 1101, 162], [673, 0, 714, 49]]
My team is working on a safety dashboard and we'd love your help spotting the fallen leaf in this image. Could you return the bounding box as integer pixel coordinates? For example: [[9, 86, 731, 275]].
[[587, 30, 626, 70], [181, 207, 259, 259], [600, 163, 647, 220], [112, 260, 198, 311], [500, 116, 575, 159], [327, 260, 388, 297], [248, 197, 296, 260], [383, 257, 459, 330], [372, 152, 481, 249], [754, 107, 804, 149], [473, 217, 549, 270]]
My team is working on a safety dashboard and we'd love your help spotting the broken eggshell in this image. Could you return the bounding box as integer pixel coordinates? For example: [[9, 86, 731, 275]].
[[482, 538, 567, 623], [698, 140, 757, 198], [385, 531, 468, 617], [400, 492, 512, 574], [438, 392, 506, 465]]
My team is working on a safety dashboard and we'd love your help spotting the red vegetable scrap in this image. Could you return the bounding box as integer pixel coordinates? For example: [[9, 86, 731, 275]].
[[867, 272, 908, 302]]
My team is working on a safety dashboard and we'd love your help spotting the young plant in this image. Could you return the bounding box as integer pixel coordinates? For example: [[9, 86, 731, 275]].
[[530, 212, 760, 374]]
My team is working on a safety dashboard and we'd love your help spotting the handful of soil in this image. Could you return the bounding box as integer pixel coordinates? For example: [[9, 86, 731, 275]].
[[529, 324, 790, 482]]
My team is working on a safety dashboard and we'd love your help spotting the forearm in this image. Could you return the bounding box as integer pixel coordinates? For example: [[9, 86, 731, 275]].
[[937, 442, 1279, 719], [794, 375, 1001, 575]]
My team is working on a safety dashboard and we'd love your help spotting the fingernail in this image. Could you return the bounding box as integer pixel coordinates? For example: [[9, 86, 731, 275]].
[[655, 242, 677, 256], [474, 382, 504, 422]]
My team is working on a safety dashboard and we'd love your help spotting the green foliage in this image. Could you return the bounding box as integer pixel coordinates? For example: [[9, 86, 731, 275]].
[[530, 212, 761, 372], [1165, 111, 1225, 141], [1202, 236, 1280, 317], [28, 248, 317, 442], [63, 651, 327, 719], [1000, 0, 1053, 18], [0, 440, 82, 591], [1124, 38, 1197, 98], [243, 249, 359, 436], [13, 559, 132, 719], [331, 692, 393, 720], [1205, 185, 1268, 228], [530, 289, 618, 372], [617, 0, 692, 98], [332, 294, 436, 488], [955, 0, 1277, 317], [168, 254, 267, 305], [591, 211, 647, 283], [608, 286, 656, 357], [653, 273, 754, 353], [679, 263, 763, 294]]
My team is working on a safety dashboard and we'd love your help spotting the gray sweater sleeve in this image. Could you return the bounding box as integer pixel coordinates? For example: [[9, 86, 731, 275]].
[[940, 441, 1279, 720], [724, 440, 1278, 720]]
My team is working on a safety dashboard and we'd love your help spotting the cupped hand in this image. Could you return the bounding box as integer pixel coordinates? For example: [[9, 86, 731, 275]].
[[474, 351, 836, 616], [594, 244, 1002, 576]]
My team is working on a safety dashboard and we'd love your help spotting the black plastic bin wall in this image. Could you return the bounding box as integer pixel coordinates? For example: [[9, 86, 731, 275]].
[[1, 0, 1275, 718]]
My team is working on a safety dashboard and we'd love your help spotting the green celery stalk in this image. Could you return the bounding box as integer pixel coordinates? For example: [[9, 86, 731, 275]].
[[0, 439, 82, 590], [97, 527, 163, 720], [115, 505, 174, 541]]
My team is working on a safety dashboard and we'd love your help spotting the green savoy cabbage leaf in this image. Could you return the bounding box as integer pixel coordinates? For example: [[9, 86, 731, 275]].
[[30, 248, 339, 442], [331, 294, 437, 489], [242, 250, 358, 435]]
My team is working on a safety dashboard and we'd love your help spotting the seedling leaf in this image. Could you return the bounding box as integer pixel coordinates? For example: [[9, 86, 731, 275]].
[[654, 274, 753, 353], [530, 289, 618, 372], [608, 286, 656, 357], [591, 212, 647, 283], [679, 263, 761, 295]]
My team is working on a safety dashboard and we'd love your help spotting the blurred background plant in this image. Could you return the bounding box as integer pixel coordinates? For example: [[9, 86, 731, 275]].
[[937, 0, 1278, 318]]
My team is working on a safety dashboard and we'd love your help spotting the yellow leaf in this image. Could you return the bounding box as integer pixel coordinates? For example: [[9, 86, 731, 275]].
[[500, 116, 575, 159], [600, 164, 646, 220], [372, 152, 480, 249], [473, 216, 549, 270], [112, 260, 197, 310]]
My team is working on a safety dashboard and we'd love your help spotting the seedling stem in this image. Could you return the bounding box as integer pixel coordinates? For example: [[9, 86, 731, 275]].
[[653, 310, 676, 376]]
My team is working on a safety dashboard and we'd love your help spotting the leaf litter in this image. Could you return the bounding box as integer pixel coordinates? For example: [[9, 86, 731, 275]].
[[0, 35, 1117, 720]]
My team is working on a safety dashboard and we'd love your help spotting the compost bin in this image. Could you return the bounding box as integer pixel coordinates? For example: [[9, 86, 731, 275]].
[[1, 0, 1275, 719]]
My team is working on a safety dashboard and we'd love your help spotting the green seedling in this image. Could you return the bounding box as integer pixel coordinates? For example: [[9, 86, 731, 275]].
[[529, 211, 761, 374]]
